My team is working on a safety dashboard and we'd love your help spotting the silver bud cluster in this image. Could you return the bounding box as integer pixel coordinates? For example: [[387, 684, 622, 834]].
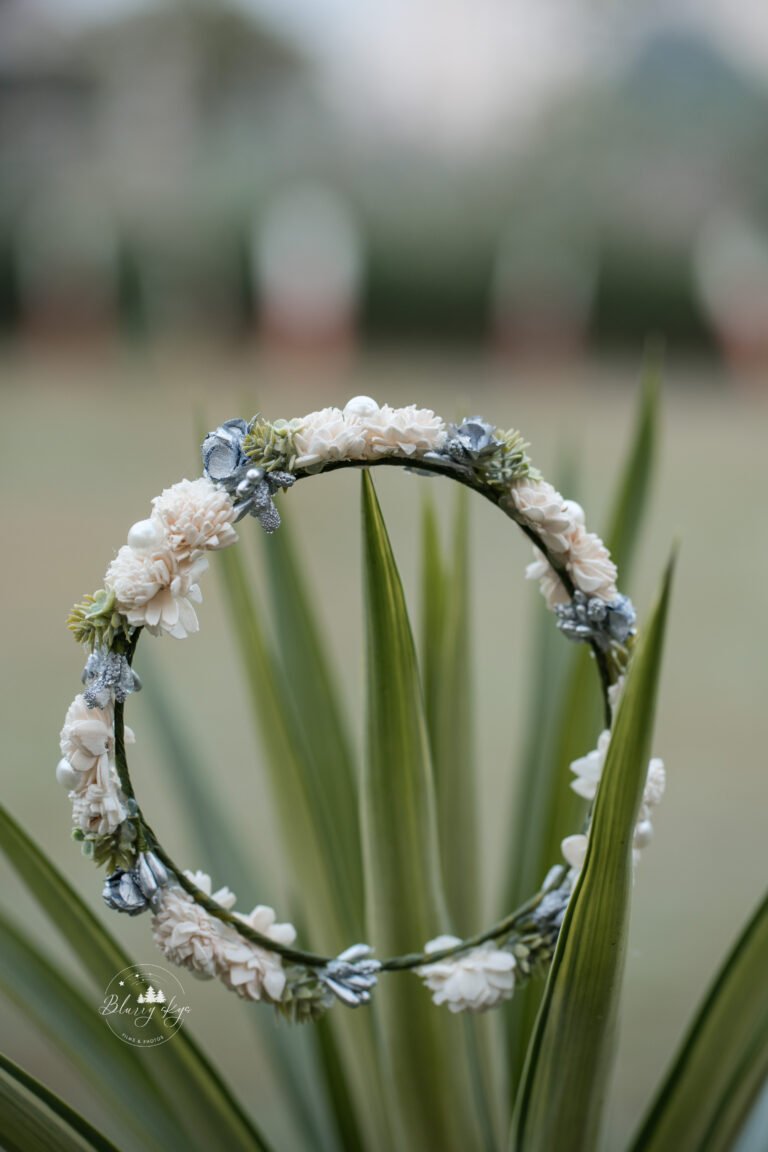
[[318, 944, 381, 1008], [232, 469, 295, 533], [82, 648, 141, 709], [555, 590, 636, 649], [102, 851, 169, 916]]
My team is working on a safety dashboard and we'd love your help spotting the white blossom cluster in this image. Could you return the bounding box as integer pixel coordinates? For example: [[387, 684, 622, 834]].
[[560, 731, 666, 875], [151, 871, 296, 1003], [104, 477, 238, 639], [58, 694, 133, 836], [507, 479, 617, 607], [290, 396, 447, 470], [417, 934, 516, 1013]]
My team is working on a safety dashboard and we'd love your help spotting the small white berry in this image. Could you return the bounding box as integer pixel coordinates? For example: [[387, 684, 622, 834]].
[[343, 395, 380, 419], [127, 518, 165, 551], [56, 758, 79, 790]]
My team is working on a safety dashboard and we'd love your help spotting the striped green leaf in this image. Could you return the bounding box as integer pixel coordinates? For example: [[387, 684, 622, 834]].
[[0, 911, 175, 1152], [505, 369, 660, 1085], [0, 804, 272, 1152], [510, 553, 675, 1152], [360, 472, 484, 1151], [0, 1050, 121, 1152], [217, 540, 389, 1152], [420, 490, 477, 935], [262, 518, 362, 930], [629, 889, 768, 1152]]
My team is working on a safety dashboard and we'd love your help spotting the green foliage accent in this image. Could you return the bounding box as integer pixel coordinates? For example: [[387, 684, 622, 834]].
[[510, 552, 675, 1152], [0, 804, 273, 1152], [242, 416, 295, 472], [482, 428, 535, 490], [0, 911, 178, 1152], [0, 1051, 121, 1152], [421, 490, 477, 934], [629, 889, 768, 1152], [84, 817, 139, 873], [360, 472, 484, 1151], [67, 588, 129, 651]]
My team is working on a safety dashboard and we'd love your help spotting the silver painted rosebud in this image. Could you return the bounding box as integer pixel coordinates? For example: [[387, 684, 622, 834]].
[[82, 648, 141, 709], [319, 944, 381, 1008], [555, 590, 636, 649], [446, 416, 500, 461], [202, 419, 249, 484], [232, 469, 295, 533], [102, 851, 169, 916]]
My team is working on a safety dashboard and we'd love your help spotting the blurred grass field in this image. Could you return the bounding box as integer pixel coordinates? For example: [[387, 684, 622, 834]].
[[0, 347, 766, 1150]]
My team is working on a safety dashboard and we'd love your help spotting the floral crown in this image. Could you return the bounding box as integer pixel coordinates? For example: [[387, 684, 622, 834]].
[[60, 397, 663, 1021]]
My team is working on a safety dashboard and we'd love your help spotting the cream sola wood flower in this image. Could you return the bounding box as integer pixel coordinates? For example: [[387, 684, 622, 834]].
[[58, 694, 135, 835], [290, 397, 447, 469], [418, 935, 516, 1013], [152, 872, 296, 1002]]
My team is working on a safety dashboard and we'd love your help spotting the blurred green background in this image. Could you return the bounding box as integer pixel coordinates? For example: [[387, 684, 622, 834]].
[[1, 1, 767, 1149]]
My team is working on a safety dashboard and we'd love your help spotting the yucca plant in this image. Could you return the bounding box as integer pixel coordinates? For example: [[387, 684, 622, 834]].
[[1, 372, 766, 1152]]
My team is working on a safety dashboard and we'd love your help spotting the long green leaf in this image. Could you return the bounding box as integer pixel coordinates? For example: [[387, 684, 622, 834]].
[[630, 889, 768, 1152], [217, 541, 389, 1152], [505, 369, 661, 1085], [360, 472, 483, 1151], [0, 911, 175, 1152], [0, 804, 272, 1152], [137, 655, 333, 1152], [510, 552, 675, 1152], [604, 354, 660, 575], [420, 490, 477, 935], [0, 1051, 121, 1152], [262, 518, 363, 931]]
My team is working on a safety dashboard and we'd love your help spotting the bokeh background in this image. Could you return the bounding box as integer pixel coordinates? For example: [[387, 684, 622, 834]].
[[0, 1, 767, 1149]]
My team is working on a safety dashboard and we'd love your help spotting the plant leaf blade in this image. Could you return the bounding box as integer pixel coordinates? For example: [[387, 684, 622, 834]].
[[510, 553, 675, 1152], [0, 1051, 121, 1152]]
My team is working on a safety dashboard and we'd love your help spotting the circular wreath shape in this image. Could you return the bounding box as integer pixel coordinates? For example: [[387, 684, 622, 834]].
[[60, 397, 662, 1023]]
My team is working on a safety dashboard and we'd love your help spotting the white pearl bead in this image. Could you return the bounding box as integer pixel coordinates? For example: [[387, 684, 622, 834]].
[[56, 758, 79, 790], [127, 518, 165, 551], [343, 395, 380, 419], [634, 820, 654, 848]]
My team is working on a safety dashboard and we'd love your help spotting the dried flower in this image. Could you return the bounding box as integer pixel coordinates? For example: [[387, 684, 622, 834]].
[[151, 872, 238, 980], [105, 547, 207, 639], [507, 479, 574, 554], [418, 935, 516, 1013], [71, 779, 127, 837], [569, 729, 611, 801], [292, 407, 368, 469], [81, 648, 141, 709], [364, 403, 447, 457], [151, 477, 238, 559], [59, 694, 133, 792], [526, 548, 570, 609], [219, 905, 297, 1003]]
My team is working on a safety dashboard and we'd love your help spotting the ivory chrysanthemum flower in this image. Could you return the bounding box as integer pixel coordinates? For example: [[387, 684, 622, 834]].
[[219, 905, 297, 1003], [59, 694, 134, 793], [363, 403, 447, 457], [418, 935, 516, 1013], [151, 872, 237, 979], [105, 547, 207, 639], [71, 778, 127, 836], [151, 477, 237, 559], [569, 729, 611, 801], [566, 525, 618, 601], [507, 479, 574, 554], [292, 407, 368, 469]]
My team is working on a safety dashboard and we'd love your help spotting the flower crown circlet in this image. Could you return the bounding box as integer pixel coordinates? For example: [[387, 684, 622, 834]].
[[61, 397, 664, 1021]]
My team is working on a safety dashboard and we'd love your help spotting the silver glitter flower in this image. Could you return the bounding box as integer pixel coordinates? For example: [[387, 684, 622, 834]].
[[202, 419, 249, 484], [82, 648, 141, 709], [445, 417, 500, 461], [318, 944, 381, 1007], [555, 590, 636, 649], [102, 851, 169, 916], [232, 469, 295, 533]]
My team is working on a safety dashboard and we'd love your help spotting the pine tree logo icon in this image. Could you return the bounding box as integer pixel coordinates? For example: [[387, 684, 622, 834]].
[[138, 985, 157, 1004]]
